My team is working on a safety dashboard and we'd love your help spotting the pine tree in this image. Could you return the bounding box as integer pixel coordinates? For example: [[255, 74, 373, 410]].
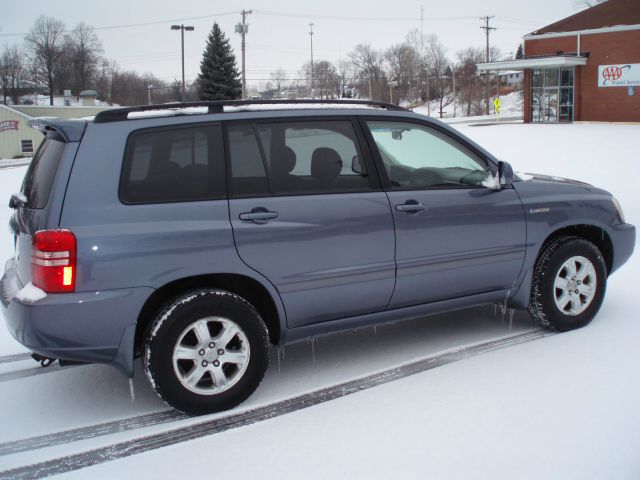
[[515, 44, 524, 60], [197, 23, 241, 100]]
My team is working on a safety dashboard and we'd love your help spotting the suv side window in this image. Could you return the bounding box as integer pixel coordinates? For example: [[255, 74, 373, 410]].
[[21, 137, 64, 209], [120, 125, 225, 204], [227, 120, 371, 197], [366, 121, 489, 189]]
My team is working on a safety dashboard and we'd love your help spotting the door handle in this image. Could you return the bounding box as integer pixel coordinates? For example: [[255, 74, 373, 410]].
[[239, 208, 278, 224], [395, 201, 426, 213]]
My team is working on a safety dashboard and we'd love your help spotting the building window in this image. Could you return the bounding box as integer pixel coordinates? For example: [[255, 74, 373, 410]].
[[531, 67, 574, 123], [21, 140, 34, 154]]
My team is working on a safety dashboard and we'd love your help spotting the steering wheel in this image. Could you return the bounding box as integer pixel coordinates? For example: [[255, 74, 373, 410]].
[[408, 168, 442, 188]]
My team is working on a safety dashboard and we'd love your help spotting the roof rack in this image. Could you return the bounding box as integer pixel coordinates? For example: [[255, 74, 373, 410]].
[[93, 99, 407, 124]]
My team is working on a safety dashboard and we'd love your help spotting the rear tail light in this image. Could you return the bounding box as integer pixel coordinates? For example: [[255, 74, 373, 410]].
[[31, 229, 76, 293]]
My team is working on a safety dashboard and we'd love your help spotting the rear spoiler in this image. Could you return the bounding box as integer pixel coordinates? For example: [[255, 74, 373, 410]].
[[27, 117, 87, 142]]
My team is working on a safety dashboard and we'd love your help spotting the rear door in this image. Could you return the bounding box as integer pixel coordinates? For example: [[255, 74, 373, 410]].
[[226, 117, 396, 328], [12, 135, 74, 286], [362, 118, 526, 309]]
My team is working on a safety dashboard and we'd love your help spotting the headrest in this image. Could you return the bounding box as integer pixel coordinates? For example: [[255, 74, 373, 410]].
[[271, 146, 296, 175], [311, 147, 342, 181]]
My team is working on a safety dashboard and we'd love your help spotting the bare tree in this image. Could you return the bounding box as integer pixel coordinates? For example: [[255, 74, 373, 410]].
[[25, 16, 66, 105], [1, 44, 26, 104], [348, 43, 386, 99], [425, 35, 452, 117], [456, 47, 484, 116], [269, 68, 288, 93], [385, 42, 420, 103], [94, 58, 116, 104], [301, 60, 339, 99], [336, 60, 355, 97], [68, 23, 103, 95]]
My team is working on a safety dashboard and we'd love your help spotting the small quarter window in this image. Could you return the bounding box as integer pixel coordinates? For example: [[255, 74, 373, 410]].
[[120, 126, 225, 204]]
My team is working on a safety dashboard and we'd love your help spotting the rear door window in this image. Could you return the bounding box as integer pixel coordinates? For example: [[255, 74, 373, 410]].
[[227, 120, 371, 197], [21, 137, 64, 209], [120, 125, 225, 204]]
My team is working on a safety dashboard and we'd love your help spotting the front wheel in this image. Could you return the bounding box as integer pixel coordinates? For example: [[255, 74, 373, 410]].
[[143, 289, 269, 414], [529, 236, 607, 332]]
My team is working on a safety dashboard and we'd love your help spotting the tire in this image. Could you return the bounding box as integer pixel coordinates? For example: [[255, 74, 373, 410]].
[[143, 289, 269, 415], [529, 236, 607, 332]]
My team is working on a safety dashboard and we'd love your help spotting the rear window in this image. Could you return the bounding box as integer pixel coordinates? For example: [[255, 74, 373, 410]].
[[21, 137, 64, 209], [120, 125, 225, 204]]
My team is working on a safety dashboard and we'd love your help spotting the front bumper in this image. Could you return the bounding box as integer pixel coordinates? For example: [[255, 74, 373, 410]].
[[1, 258, 152, 377], [609, 223, 636, 274]]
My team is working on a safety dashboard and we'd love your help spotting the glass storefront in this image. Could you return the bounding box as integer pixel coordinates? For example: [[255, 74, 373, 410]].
[[531, 67, 574, 123]]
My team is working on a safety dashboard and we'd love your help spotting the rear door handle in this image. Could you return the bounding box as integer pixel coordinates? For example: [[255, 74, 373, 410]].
[[239, 208, 278, 224], [395, 201, 426, 213]]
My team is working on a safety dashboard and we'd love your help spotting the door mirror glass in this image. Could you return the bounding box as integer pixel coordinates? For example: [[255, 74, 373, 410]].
[[351, 155, 363, 174], [498, 160, 514, 188]]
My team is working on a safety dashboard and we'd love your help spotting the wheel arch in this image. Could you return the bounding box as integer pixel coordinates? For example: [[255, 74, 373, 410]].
[[134, 273, 284, 354], [508, 223, 613, 310], [538, 224, 613, 274]]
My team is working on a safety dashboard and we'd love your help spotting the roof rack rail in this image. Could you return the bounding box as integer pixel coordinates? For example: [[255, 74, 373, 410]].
[[93, 99, 407, 123]]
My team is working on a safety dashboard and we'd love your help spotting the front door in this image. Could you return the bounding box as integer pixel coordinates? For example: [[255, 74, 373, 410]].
[[363, 119, 527, 309], [226, 118, 396, 328]]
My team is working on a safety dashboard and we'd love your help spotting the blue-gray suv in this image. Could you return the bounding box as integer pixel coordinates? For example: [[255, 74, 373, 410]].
[[1, 100, 635, 414]]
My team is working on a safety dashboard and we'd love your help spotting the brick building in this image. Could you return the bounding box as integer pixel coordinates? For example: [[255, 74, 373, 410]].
[[478, 0, 640, 123]]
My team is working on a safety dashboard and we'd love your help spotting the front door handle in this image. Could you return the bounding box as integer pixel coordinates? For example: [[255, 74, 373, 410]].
[[239, 207, 278, 224], [395, 201, 426, 213]]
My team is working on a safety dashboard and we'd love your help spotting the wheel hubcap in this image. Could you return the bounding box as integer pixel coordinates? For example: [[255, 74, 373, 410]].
[[172, 317, 250, 395], [553, 256, 597, 316]]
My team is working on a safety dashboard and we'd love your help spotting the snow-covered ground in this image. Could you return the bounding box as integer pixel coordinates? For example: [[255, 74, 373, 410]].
[[413, 90, 523, 121], [0, 122, 638, 479]]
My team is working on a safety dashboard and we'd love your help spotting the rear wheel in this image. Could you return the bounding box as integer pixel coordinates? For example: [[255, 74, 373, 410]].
[[144, 289, 269, 414], [529, 236, 607, 332]]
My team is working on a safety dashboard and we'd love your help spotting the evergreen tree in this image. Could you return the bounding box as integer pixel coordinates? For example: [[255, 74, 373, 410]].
[[197, 23, 241, 100], [171, 79, 183, 102], [515, 44, 524, 60]]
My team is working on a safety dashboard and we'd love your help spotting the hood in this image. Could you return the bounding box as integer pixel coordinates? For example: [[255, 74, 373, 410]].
[[514, 171, 592, 187]]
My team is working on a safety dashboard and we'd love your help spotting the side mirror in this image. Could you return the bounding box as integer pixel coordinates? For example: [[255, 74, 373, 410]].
[[351, 155, 363, 175], [498, 161, 513, 188]]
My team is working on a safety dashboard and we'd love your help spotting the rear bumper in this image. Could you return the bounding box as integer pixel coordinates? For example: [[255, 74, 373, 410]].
[[1, 258, 152, 377], [609, 223, 636, 274]]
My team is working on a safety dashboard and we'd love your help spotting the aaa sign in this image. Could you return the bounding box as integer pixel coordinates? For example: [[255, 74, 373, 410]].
[[598, 64, 640, 88], [0, 120, 19, 132]]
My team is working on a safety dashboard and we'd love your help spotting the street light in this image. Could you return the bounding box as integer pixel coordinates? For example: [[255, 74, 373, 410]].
[[171, 24, 194, 100]]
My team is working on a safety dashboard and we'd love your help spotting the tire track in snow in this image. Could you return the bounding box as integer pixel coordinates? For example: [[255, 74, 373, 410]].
[[0, 353, 32, 364], [0, 410, 187, 456], [0, 365, 68, 383], [0, 329, 553, 480]]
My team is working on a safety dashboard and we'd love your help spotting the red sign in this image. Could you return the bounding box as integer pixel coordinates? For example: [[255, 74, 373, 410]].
[[602, 66, 624, 81], [0, 120, 19, 132]]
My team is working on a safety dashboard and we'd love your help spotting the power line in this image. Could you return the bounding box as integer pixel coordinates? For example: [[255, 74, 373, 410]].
[[0, 11, 238, 37]]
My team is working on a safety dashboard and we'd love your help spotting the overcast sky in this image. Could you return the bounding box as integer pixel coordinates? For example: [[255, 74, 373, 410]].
[[1, 0, 580, 87]]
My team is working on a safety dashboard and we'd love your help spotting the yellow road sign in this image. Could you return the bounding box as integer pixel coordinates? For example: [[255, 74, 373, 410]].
[[493, 97, 501, 114]]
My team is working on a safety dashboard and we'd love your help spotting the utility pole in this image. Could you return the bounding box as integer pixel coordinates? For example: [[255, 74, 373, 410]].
[[452, 70, 456, 117], [309, 22, 314, 99], [171, 24, 195, 100], [235, 10, 253, 99], [480, 15, 496, 115], [147, 84, 153, 105], [419, 5, 424, 105]]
